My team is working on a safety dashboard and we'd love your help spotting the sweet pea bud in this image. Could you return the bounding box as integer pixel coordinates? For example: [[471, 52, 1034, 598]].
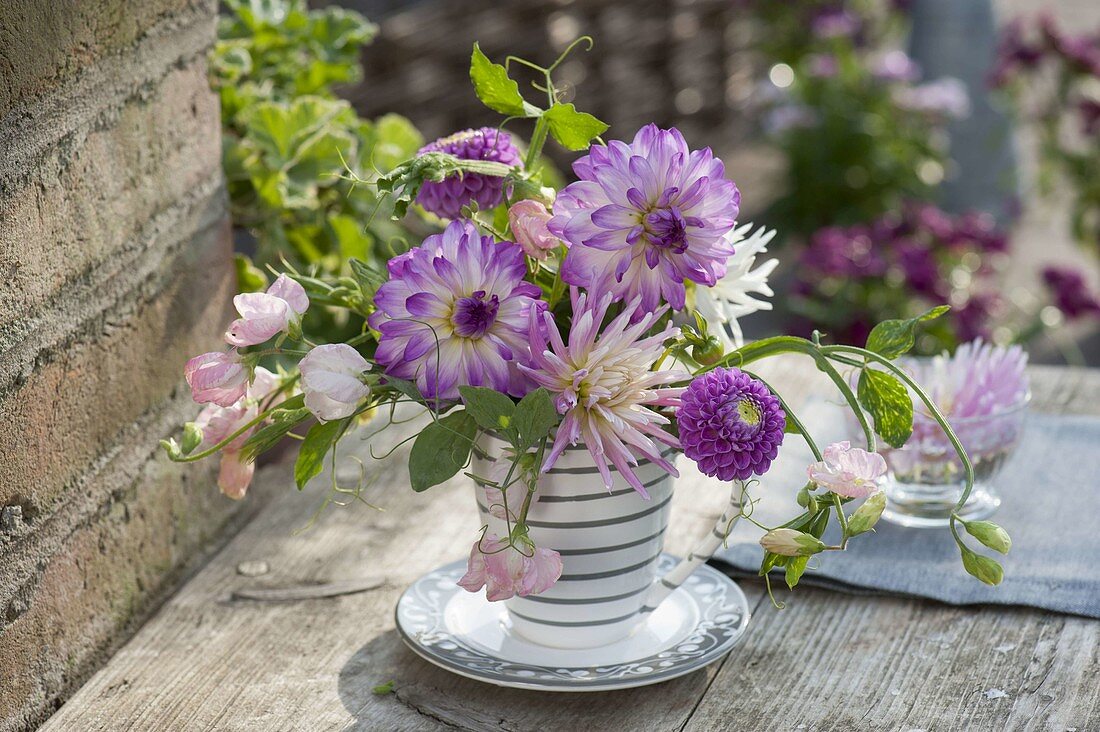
[[760, 528, 826, 557], [286, 315, 303, 343], [796, 484, 820, 514], [691, 336, 725, 366], [846, 490, 887, 537], [963, 520, 1011, 555], [159, 438, 181, 460], [181, 422, 204, 455], [960, 545, 1004, 585]]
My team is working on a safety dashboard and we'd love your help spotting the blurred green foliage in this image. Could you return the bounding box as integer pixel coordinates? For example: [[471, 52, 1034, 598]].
[[751, 1, 950, 241], [210, 0, 428, 283]]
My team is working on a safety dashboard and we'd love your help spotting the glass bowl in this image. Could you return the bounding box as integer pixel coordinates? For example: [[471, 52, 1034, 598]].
[[876, 394, 1030, 528]]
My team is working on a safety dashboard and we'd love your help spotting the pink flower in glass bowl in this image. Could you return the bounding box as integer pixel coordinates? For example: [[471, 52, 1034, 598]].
[[457, 534, 563, 601]]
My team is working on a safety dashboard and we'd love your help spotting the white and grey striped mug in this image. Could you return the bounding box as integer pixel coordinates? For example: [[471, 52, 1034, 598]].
[[472, 433, 742, 650]]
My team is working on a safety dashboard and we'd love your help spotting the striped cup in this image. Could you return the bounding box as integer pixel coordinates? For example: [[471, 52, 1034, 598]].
[[472, 433, 741, 650]]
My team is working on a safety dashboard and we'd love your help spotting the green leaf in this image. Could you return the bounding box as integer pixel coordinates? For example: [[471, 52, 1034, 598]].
[[511, 388, 559, 451], [846, 491, 887, 537], [964, 520, 1012, 555], [857, 368, 914, 448], [372, 680, 395, 695], [364, 113, 424, 171], [960, 545, 1004, 586], [865, 306, 950, 359], [328, 214, 372, 262], [381, 376, 428, 407], [241, 405, 312, 462], [458, 386, 516, 433], [234, 253, 269, 293], [785, 556, 809, 590], [543, 103, 609, 151], [469, 43, 529, 117], [408, 411, 478, 492], [294, 418, 348, 489]]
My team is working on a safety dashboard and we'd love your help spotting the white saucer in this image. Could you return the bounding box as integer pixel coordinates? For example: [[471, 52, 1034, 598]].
[[395, 553, 751, 691]]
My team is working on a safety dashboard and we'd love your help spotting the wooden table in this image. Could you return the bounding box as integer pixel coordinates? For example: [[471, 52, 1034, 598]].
[[42, 360, 1100, 731]]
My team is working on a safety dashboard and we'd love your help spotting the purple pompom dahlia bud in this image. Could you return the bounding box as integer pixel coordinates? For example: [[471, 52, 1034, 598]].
[[415, 127, 522, 220], [676, 367, 786, 482]]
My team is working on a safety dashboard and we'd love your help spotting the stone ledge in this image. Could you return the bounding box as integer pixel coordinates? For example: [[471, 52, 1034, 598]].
[[0, 0, 211, 117]]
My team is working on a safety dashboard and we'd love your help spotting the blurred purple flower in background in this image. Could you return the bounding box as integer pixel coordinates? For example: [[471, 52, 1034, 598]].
[[1042, 266, 1100, 320], [872, 50, 922, 83], [893, 77, 971, 119]]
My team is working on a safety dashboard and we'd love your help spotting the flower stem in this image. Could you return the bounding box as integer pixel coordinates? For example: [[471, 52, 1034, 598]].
[[525, 116, 550, 172]]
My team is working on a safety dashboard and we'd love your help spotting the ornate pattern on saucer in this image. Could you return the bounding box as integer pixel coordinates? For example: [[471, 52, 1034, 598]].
[[396, 554, 750, 691]]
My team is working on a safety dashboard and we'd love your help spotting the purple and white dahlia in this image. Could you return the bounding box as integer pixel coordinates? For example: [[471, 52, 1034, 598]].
[[549, 125, 741, 313], [368, 220, 541, 402], [415, 128, 522, 220], [677, 367, 786, 482]]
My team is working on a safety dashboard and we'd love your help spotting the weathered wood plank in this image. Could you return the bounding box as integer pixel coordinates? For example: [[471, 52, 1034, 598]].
[[41, 360, 1100, 731]]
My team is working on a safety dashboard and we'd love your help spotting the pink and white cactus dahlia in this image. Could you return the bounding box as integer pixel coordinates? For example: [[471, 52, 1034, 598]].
[[520, 292, 685, 497]]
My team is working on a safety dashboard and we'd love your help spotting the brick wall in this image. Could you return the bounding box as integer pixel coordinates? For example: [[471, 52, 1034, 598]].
[[0, 2, 259, 728]]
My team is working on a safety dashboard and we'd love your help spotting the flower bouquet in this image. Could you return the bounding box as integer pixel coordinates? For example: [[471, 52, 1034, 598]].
[[163, 40, 1011, 686]]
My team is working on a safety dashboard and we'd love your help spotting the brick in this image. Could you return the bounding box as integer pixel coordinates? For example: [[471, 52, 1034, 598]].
[[0, 61, 222, 328], [0, 0, 211, 116], [0, 443, 273, 732], [0, 212, 235, 514]]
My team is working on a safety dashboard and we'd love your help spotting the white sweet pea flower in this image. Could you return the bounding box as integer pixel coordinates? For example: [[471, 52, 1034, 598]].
[[299, 344, 371, 421], [694, 223, 779, 350]]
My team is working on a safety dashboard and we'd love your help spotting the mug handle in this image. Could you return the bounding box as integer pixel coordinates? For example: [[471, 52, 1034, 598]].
[[640, 483, 743, 614]]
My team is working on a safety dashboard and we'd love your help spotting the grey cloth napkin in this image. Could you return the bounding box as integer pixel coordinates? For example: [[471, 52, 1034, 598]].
[[711, 403, 1100, 619]]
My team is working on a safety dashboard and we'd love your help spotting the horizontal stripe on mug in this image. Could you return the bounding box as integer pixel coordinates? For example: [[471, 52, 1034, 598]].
[[553, 525, 668, 556], [515, 583, 651, 605], [557, 551, 663, 581], [508, 607, 641, 628], [472, 448, 677, 476], [536, 475, 667, 503], [476, 492, 672, 529]]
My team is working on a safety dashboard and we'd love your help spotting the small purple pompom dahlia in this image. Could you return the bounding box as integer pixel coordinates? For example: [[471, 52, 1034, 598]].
[[415, 128, 522, 219], [677, 367, 786, 482], [368, 220, 541, 402], [549, 125, 741, 314]]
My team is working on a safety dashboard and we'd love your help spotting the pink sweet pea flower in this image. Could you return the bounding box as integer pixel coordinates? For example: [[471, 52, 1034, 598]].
[[807, 441, 888, 499], [225, 274, 309, 347], [299, 343, 371, 421], [217, 452, 255, 500], [457, 534, 563, 601], [508, 199, 559, 260], [191, 367, 283, 500], [184, 350, 248, 407]]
